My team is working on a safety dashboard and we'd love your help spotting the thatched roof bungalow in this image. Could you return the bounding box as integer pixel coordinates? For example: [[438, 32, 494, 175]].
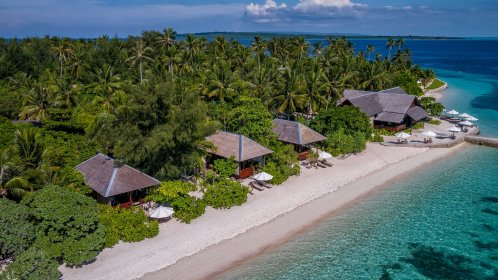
[[205, 131, 273, 179], [272, 119, 327, 160], [340, 87, 428, 131], [76, 153, 160, 207]]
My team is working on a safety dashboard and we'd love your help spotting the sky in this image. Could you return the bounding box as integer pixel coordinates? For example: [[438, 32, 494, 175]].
[[1, 0, 498, 37]]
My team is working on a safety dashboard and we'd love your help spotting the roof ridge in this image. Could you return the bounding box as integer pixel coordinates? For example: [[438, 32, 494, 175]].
[[104, 167, 119, 197]]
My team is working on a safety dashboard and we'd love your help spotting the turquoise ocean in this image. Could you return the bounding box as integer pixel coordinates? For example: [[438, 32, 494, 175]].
[[218, 39, 498, 279]]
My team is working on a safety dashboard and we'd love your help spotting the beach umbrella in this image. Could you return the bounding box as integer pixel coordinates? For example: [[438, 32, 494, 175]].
[[447, 110, 459, 115], [317, 150, 333, 160], [448, 126, 462, 133], [149, 206, 174, 219], [421, 130, 437, 137], [253, 172, 273, 181], [459, 113, 471, 118], [459, 120, 474, 126], [395, 132, 411, 139], [466, 116, 478, 121]]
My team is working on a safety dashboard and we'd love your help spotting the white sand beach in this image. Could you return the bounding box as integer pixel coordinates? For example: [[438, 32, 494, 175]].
[[61, 143, 464, 280]]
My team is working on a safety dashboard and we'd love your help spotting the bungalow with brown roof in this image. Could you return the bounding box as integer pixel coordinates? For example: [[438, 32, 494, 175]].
[[205, 131, 273, 179], [339, 87, 429, 131], [76, 153, 160, 207], [271, 118, 327, 160]]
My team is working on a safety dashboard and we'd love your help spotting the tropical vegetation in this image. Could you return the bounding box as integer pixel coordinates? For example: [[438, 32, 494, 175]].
[[0, 30, 443, 278]]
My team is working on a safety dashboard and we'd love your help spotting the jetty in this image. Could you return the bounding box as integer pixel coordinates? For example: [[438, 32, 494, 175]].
[[464, 136, 498, 148]]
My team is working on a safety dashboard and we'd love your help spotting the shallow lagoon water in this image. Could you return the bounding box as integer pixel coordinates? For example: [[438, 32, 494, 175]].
[[218, 39, 498, 279]]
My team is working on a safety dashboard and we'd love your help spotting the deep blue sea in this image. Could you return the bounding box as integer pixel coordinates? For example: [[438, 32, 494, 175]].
[[217, 39, 498, 279]]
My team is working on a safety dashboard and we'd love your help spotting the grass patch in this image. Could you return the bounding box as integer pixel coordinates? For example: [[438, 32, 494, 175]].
[[426, 78, 445, 90]]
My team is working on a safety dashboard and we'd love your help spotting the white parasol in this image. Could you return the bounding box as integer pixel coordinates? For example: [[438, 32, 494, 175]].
[[447, 110, 459, 115], [448, 126, 462, 133], [395, 132, 411, 139], [253, 172, 273, 181], [421, 130, 437, 137], [149, 206, 175, 219]]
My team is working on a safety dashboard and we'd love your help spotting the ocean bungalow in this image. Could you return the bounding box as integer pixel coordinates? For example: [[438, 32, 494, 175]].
[[339, 87, 428, 131], [76, 153, 160, 207], [205, 131, 273, 179], [272, 119, 327, 160]]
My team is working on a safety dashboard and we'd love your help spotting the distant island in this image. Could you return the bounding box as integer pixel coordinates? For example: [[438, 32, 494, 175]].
[[185, 32, 463, 40]]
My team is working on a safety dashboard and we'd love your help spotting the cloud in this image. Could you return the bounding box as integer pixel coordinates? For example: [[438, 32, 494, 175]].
[[246, 0, 287, 16], [294, 0, 366, 12], [245, 0, 367, 23]]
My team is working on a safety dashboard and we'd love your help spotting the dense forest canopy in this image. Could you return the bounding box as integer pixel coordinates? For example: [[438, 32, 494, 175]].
[[0, 29, 438, 192]]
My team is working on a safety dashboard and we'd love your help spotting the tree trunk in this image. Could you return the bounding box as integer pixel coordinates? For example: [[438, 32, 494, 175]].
[[139, 61, 143, 83]]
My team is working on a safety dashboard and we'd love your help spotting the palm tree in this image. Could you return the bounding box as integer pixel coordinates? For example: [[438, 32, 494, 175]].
[[386, 37, 395, 59], [91, 65, 124, 113], [293, 37, 309, 61], [54, 78, 77, 108], [270, 64, 307, 117], [156, 27, 177, 50], [185, 34, 203, 64], [251, 35, 266, 73], [68, 41, 87, 81], [395, 38, 405, 51], [304, 62, 329, 115], [49, 41, 74, 77], [126, 40, 154, 83], [203, 60, 242, 102], [14, 128, 45, 169], [19, 83, 52, 121], [366, 44, 375, 61]]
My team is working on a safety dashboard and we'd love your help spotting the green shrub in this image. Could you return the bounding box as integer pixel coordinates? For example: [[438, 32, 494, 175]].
[[98, 205, 159, 248], [0, 199, 35, 260], [391, 71, 423, 96], [371, 132, 384, 142], [262, 160, 300, 185], [428, 118, 441, 125], [325, 130, 366, 157], [204, 179, 249, 209], [21, 185, 105, 266], [258, 137, 300, 185], [310, 106, 372, 139], [412, 122, 425, 130], [419, 97, 445, 116], [171, 195, 206, 224], [1, 248, 59, 280], [213, 157, 237, 179], [146, 180, 196, 203]]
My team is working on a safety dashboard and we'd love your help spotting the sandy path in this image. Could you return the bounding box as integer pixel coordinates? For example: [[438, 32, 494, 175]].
[[61, 144, 461, 280]]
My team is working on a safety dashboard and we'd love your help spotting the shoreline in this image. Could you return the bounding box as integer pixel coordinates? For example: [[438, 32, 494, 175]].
[[140, 144, 466, 280], [61, 144, 464, 280], [422, 79, 448, 100]]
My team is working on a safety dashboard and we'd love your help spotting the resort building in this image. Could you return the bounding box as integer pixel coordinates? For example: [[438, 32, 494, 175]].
[[339, 87, 428, 131], [205, 131, 273, 179], [76, 153, 160, 207], [272, 118, 327, 160]]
